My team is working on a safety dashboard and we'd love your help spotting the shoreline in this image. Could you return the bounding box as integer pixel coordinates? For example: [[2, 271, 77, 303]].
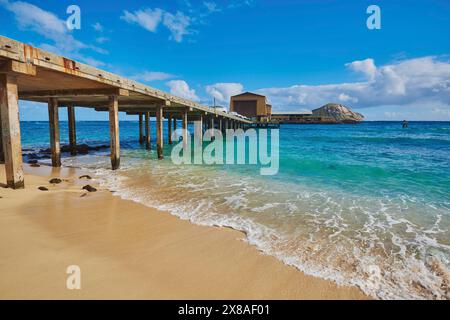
[[0, 164, 368, 299]]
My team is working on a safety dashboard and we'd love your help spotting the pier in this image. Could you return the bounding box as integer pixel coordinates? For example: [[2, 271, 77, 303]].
[[0, 36, 252, 189]]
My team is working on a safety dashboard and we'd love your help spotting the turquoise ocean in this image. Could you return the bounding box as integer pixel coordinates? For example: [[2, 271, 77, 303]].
[[20, 121, 450, 299]]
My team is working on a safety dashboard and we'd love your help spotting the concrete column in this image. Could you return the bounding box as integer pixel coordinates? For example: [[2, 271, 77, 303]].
[[182, 109, 188, 148], [139, 113, 144, 144], [195, 114, 203, 145], [0, 108, 4, 164], [67, 105, 77, 155], [145, 112, 151, 150], [167, 114, 172, 145], [0, 74, 24, 189], [109, 95, 120, 170], [218, 118, 222, 133], [210, 116, 215, 139], [48, 97, 61, 167], [156, 105, 164, 159], [173, 117, 177, 139]]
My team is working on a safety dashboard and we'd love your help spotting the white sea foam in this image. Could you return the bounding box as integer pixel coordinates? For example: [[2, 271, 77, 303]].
[[62, 155, 450, 300]]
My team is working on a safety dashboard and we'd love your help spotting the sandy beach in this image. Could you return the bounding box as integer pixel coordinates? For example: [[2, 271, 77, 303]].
[[0, 164, 367, 299]]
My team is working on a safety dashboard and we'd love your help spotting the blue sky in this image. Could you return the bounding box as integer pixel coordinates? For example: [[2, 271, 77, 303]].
[[1, 0, 449, 120]]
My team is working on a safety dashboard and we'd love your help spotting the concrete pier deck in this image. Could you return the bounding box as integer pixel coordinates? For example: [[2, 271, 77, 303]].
[[0, 35, 252, 188]]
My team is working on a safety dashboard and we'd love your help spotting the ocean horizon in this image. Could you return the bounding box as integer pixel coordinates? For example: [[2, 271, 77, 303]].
[[19, 120, 450, 299]]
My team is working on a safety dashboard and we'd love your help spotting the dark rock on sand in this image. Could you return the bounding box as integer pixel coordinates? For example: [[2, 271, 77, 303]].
[[27, 159, 38, 164], [60, 144, 109, 155], [79, 175, 92, 180], [49, 178, 62, 184], [30, 163, 41, 167], [38, 186, 49, 191], [82, 185, 97, 192]]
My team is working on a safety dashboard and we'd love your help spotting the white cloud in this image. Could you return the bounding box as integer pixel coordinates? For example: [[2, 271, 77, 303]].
[[204, 1, 220, 13], [95, 37, 109, 44], [121, 8, 191, 42], [92, 22, 103, 32], [166, 80, 199, 101], [120, 2, 251, 42], [206, 83, 244, 104], [257, 56, 450, 117], [162, 11, 191, 42], [1, 0, 106, 65], [131, 71, 176, 82], [121, 8, 163, 32], [346, 58, 377, 80]]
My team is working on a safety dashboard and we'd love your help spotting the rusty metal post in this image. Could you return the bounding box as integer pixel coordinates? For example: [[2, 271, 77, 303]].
[[0, 74, 24, 188]]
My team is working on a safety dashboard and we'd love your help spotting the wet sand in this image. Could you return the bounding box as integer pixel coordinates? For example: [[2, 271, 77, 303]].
[[0, 164, 368, 299]]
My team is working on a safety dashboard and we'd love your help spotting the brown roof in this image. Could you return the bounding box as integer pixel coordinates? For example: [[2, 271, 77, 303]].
[[231, 92, 267, 98]]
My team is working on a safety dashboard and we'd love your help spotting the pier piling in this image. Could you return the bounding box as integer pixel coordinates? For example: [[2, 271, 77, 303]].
[[0, 36, 252, 189], [173, 117, 177, 139], [168, 114, 172, 145], [195, 113, 203, 145], [0, 73, 24, 188], [210, 116, 215, 139], [48, 97, 61, 167], [145, 112, 151, 150], [156, 105, 164, 159], [108, 95, 120, 170], [67, 105, 77, 156], [139, 113, 144, 144], [0, 108, 3, 164], [182, 108, 188, 148]]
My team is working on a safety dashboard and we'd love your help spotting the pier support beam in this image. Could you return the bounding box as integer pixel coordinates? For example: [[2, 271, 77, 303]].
[[0, 109, 3, 164], [139, 113, 144, 144], [182, 108, 188, 148], [167, 114, 172, 145], [48, 97, 61, 167], [145, 112, 151, 150], [0, 74, 24, 188], [109, 95, 120, 170], [173, 117, 177, 140], [67, 104, 77, 156], [210, 116, 215, 140], [218, 118, 222, 133], [195, 114, 203, 145], [156, 105, 164, 159]]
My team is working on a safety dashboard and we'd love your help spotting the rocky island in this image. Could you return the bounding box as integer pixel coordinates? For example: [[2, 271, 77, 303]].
[[312, 103, 365, 124], [270, 103, 365, 124]]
